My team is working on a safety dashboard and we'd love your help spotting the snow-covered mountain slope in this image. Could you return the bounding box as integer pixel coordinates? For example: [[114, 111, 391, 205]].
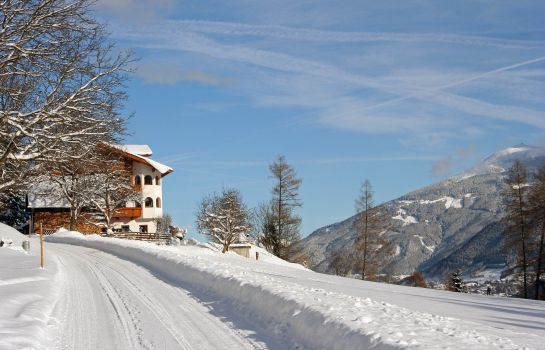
[[294, 144, 545, 278]]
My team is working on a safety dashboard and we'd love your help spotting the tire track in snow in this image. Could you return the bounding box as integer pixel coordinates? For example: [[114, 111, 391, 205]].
[[89, 250, 263, 350], [48, 244, 264, 350]]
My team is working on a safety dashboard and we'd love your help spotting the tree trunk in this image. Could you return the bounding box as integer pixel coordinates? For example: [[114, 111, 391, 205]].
[[517, 186, 528, 299], [535, 217, 545, 300], [69, 207, 77, 231]]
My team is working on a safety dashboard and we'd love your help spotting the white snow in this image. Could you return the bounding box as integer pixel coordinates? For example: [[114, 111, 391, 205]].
[[419, 196, 462, 209], [109, 144, 173, 175], [392, 209, 418, 226], [0, 223, 61, 349], [118, 144, 153, 156], [413, 235, 436, 252], [495, 146, 530, 157], [4, 222, 545, 349], [40, 230, 545, 349], [512, 183, 530, 190], [468, 268, 505, 284]]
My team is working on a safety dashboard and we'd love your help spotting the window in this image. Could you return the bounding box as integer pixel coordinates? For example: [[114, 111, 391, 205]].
[[145, 197, 154, 208], [156, 197, 161, 208], [134, 175, 141, 186], [121, 225, 130, 232], [144, 175, 153, 185], [135, 200, 142, 208], [155, 176, 161, 185], [139, 225, 148, 233]]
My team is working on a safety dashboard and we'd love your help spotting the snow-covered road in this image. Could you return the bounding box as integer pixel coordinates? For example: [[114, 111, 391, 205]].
[[4, 222, 545, 350], [48, 244, 276, 350]]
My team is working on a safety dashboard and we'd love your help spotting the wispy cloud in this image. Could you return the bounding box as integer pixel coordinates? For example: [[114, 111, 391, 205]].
[[95, 0, 175, 22], [160, 20, 543, 49], [112, 16, 545, 146], [137, 60, 232, 85], [432, 144, 478, 176], [299, 155, 441, 165]]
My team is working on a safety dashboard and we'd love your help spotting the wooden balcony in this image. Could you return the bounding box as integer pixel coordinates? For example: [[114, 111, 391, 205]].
[[113, 207, 142, 219]]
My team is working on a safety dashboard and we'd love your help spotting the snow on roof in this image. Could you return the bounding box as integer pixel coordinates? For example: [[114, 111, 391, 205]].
[[143, 157, 173, 176], [118, 144, 153, 157], [110, 144, 173, 176]]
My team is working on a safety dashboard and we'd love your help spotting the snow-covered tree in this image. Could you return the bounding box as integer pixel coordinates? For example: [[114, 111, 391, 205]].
[[155, 214, 173, 235], [196, 188, 251, 253], [446, 270, 464, 292], [42, 145, 137, 231], [0, 0, 130, 201], [88, 149, 141, 229], [0, 195, 28, 231]]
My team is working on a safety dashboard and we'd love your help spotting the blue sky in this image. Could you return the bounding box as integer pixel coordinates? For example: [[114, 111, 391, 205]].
[[95, 0, 545, 238]]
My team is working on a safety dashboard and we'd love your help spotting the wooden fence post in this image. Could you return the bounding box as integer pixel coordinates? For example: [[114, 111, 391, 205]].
[[40, 223, 44, 269]]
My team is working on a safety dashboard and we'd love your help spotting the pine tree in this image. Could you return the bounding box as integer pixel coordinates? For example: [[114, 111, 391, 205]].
[[268, 155, 302, 259], [353, 180, 392, 280], [0, 195, 28, 232], [451, 270, 464, 292], [503, 160, 531, 298]]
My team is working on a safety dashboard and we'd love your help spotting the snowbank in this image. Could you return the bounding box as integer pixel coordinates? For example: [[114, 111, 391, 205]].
[[0, 223, 60, 350], [46, 231, 521, 349]]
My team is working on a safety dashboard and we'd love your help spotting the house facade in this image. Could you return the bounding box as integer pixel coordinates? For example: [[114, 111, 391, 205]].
[[28, 144, 173, 234]]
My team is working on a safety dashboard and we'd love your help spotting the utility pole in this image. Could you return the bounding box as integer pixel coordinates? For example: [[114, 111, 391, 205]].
[[40, 223, 44, 269]]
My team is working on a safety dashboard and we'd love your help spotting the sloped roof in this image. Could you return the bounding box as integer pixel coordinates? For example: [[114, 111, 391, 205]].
[[110, 144, 173, 176], [118, 144, 153, 157]]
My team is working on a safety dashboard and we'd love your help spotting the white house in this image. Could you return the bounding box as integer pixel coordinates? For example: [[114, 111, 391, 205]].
[[28, 144, 173, 234]]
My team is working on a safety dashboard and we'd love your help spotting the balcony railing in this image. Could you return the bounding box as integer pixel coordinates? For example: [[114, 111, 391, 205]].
[[113, 207, 142, 218]]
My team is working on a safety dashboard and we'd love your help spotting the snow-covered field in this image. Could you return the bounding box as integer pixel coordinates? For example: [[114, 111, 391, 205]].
[[2, 223, 545, 349]]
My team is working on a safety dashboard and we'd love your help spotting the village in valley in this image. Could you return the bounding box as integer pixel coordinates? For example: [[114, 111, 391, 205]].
[[1, 1, 545, 349]]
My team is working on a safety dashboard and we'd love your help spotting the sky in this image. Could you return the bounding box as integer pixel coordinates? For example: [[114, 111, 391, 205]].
[[94, 0, 545, 238]]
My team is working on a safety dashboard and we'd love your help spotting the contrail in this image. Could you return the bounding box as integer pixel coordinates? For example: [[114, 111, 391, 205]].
[[159, 20, 542, 49], [357, 55, 545, 113]]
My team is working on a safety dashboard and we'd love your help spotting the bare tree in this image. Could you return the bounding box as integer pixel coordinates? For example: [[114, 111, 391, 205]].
[[269, 155, 302, 259], [353, 180, 392, 280], [43, 146, 100, 230], [0, 0, 130, 201], [528, 164, 545, 300], [503, 160, 532, 298], [196, 188, 251, 253], [250, 201, 277, 251], [330, 249, 354, 276], [88, 149, 141, 229], [155, 213, 173, 234]]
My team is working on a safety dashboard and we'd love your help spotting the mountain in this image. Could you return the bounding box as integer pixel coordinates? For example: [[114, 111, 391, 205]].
[[294, 144, 545, 279]]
